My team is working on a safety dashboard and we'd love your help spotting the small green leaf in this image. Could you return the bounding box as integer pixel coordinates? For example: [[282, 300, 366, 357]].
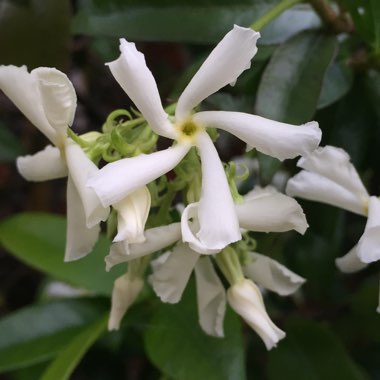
[[0, 213, 126, 296], [0, 123, 24, 162], [40, 316, 107, 380], [267, 319, 368, 380], [144, 279, 246, 380], [0, 299, 106, 372], [255, 30, 337, 124]]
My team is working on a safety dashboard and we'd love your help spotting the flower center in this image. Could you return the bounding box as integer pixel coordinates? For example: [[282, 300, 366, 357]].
[[175, 118, 204, 144], [181, 121, 198, 136]]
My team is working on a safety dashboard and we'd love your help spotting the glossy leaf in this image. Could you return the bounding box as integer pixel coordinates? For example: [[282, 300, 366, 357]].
[[40, 316, 107, 380], [144, 279, 246, 380], [0, 299, 106, 372], [0, 213, 126, 296], [255, 30, 337, 124], [267, 319, 368, 380]]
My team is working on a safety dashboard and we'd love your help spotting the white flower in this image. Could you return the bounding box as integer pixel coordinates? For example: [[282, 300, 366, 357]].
[[108, 272, 144, 330], [227, 279, 285, 350], [88, 25, 321, 254], [0, 65, 109, 261]]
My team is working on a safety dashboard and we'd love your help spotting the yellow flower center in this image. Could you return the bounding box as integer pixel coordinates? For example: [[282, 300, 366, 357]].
[[175, 118, 204, 143]]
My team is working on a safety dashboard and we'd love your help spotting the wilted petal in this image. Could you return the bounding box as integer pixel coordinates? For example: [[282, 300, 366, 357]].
[[176, 26, 260, 120], [227, 279, 285, 350], [0, 65, 57, 143], [65, 139, 109, 228], [236, 186, 308, 234], [108, 272, 144, 330], [194, 257, 226, 337], [243, 252, 306, 296], [65, 176, 100, 261], [107, 39, 175, 139], [335, 245, 368, 273], [149, 244, 199, 303], [357, 197, 380, 263], [105, 223, 181, 271], [194, 111, 321, 161], [286, 171, 368, 216], [297, 146, 369, 203], [32, 67, 77, 141], [182, 133, 240, 254], [88, 143, 190, 207], [113, 187, 151, 243], [16, 145, 67, 181]]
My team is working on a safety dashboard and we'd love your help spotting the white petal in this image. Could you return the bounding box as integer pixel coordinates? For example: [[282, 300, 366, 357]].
[[149, 244, 199, 303], [181, 133, 241, 254], [65, 139, 110, 228], [243, 252, 306, 296], [286, 171, 368, 216], [105, 223, 181, 271], [335, 245, 368, 273], [236, 186, 308, 234], [357, 197, 380, 263], [194, 111, 321, 161], [65, 176, 100, 261], [16, 145, 67, 181], [176, 26, 260, 120], [297, 146, 369, 204], [88, 143, 190, 207], [107, 39, 175, 139], [108, 272, 144, 330], [227, 279, 285, 350], [194, 257, 226, 337], [32, 67, 77, 140], [0, 65, 57, 143], [113, 187, 151, 243]]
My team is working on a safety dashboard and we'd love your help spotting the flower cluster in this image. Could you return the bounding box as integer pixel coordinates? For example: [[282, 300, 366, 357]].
[[0, 25, 324, 350]]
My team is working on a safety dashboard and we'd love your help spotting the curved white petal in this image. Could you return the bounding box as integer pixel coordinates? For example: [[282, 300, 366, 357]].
[[194, 257, 226, 337], [335, 245, 368, 273], [286, 171, 368, 216], [16, 145, 67, 181], [65, 176, 100, 262], [194, 111, 321, 161], [227, 279, 285, 350], [88, 143, 190, 207], [176, 26, 260, 120], [32, 67, 77, 141], [105, 223, 181, 271], [0, 65, 57, 143], [236, 186, 308, 234], [107, 39, 175, 139], [181, 133, 241, 254], [108, 272, 144, 330], [65, 139, 110, 228], [149, 244, 199, 303], [297, 146, 369, 204], [357, 197, 380, 263], [243, 252, 306, 296], [113, 187, 151, 243]]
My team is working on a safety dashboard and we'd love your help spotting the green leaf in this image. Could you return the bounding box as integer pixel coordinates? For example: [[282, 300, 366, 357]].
[[318, 62, 353, 109], [40, 316, 107, 380], [255, 30, 337, 124], [144, 279, 246, 380], [0, 0, 70, 69], [72, 2, 279, 44], [0, 213, 126, 296], [267, 319, 368, 380], [0, 299, 106, 372], [369, 0, 380, 52], [0, 123, 24, 162]]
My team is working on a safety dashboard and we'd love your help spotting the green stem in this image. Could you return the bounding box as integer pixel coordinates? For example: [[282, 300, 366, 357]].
[[250, 0, 304, 31]]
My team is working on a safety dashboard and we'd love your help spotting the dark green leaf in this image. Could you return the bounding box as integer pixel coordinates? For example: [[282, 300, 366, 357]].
[[255, 31, 337, 124], [267, 319, 368, 380], [0, 213, 126, 296], [0, 299, 106, 372], [144, 279, 246, 380], [0, 123, 24, 162], [40, 316, 107, 380]]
